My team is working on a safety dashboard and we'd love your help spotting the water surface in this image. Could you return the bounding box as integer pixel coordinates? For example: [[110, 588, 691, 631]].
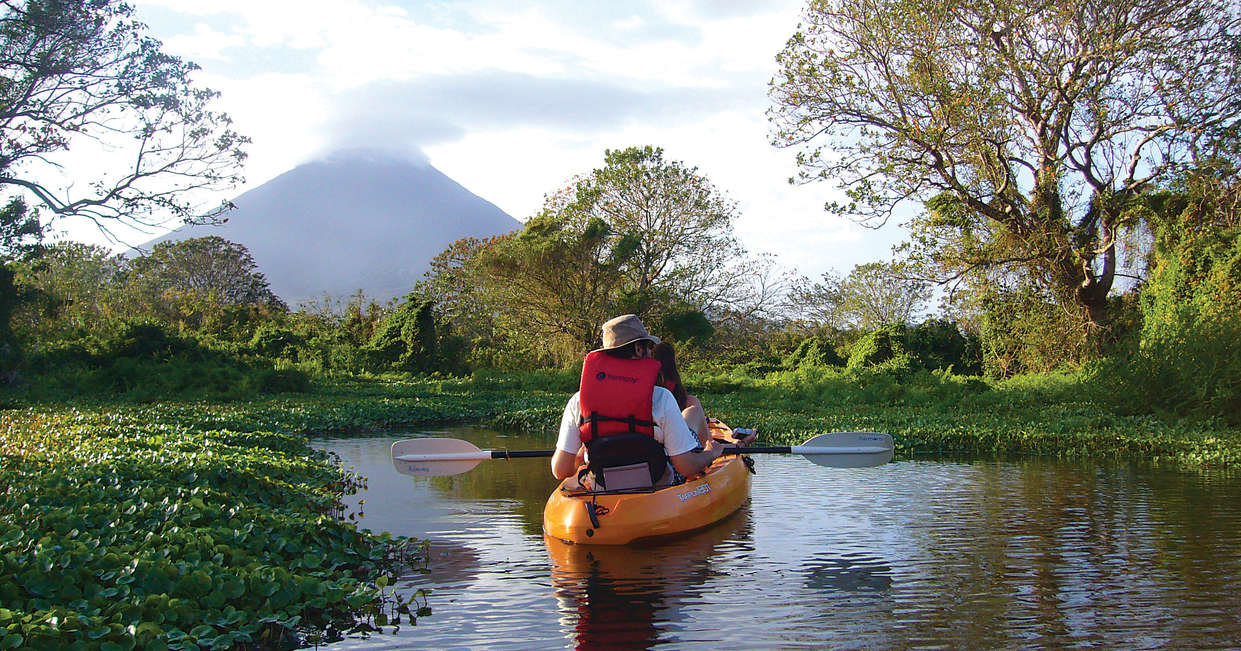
[[316, 428, 1241, 649]]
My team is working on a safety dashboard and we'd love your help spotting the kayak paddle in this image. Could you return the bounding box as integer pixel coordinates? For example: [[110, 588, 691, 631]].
[[391, 431, 893, 477]]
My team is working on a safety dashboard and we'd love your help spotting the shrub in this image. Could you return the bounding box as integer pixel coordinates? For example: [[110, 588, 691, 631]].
[[1095, 168, 1241, 424], [783, 335, 845, 369], [100, 320, 192, 361], [847, 324, 908, 369], [248, 365, 311, 394], [249, 323, 304, 359], [906, 318, 981, 374], [661, 308, 715, 347]]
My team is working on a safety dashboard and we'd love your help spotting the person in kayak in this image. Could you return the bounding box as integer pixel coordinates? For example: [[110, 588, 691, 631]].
[[551, 314, 725, 486], [651, 340, 707, 445], [651, 341, 757, 448]]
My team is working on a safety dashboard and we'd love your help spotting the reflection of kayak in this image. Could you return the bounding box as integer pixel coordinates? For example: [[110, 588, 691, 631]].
[[545, 512, 750, 648], [543, 419, 752, 545]]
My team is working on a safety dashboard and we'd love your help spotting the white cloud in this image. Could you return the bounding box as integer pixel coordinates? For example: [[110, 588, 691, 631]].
[[162, 23, 246, 61]]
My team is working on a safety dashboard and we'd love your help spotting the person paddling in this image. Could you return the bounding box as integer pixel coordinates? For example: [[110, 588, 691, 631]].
[[551, 314, 725, 488]]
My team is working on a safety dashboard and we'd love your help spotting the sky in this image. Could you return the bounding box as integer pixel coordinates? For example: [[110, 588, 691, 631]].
[[62, 0, 908, 281]]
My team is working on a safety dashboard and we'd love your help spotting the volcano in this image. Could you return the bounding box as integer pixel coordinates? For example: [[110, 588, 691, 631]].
[[144, 150, 520, 305]]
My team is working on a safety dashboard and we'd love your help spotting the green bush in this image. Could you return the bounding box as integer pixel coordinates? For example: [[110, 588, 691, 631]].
[[906, 318, 981, 374], [249, 323, 304, 359], [783, 335, 845, 369], [100, 320, 195, 360], [16, 321, 310, 401], [1093, 170, 1241, 424], [847, 324, 908, 369], [248, 365, 311, 394], [661, 308, 715, 346], [977, 288, 1092, 378]]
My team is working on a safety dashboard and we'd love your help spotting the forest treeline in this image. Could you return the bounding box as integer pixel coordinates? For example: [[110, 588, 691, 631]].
[[0, 0, 1239, 428], [1, 148, 1238, 425]]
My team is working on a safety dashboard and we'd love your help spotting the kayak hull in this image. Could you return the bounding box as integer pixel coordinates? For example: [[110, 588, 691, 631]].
[[543, 420, 752, 545]]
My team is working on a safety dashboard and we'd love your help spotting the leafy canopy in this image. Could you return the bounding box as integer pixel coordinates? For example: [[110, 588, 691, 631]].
[[127, 236, 284, 310], [0, 0, 249, 237], [770, 0, 1241, 327]]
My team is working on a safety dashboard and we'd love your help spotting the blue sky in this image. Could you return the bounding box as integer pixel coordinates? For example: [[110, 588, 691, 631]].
[[62, 0, 907, 281]]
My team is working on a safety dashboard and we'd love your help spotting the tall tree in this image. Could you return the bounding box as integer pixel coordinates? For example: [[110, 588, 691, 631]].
[[414, 235, 504, 345], [0, 198, 41, 362], [770, 0, 1241, 330], [789, 262, 928, 330], [0, 0, 248, 237], [562, 146, 744, 310], [0, 198, 41, 261], [475, 212, 635, 359], [127, 236, 284, 309], [9, 241, 125, 338]]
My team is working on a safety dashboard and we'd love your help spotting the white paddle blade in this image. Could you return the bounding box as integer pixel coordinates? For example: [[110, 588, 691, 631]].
[[391, 438, 490, 477], [794, 432, 894, 468]]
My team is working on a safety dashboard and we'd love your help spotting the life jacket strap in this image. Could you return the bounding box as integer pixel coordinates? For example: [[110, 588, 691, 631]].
[[580, 413, 657, 434]]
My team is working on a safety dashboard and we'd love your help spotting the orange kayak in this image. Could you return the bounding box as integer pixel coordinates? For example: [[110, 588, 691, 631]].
[[543, 419, 752, 545]]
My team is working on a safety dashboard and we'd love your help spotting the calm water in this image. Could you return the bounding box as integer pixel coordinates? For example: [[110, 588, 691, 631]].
[[315, 427, 1241, 649]]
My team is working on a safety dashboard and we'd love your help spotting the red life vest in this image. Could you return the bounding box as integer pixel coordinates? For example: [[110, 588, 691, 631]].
[[578, 351, 660, 443]]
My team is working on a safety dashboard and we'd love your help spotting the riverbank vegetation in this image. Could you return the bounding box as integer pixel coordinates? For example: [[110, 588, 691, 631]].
[[0, 396, 439, 649]]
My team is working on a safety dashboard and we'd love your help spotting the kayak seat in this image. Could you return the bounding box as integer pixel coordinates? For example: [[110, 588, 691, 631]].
[[583, 432, 668, 491]]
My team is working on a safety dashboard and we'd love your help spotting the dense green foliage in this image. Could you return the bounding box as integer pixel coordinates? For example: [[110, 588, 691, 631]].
[[0, 397, 433, 649], [20, 321, 308, 402], [366, 297, 439, 374], [1091, 167, 1241, 424]]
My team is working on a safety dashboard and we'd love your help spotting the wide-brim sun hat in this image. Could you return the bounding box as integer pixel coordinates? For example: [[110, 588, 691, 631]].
[[595, 314, 660, 351]]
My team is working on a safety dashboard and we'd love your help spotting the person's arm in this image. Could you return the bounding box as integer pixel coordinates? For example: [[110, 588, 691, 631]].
[[551, 393, 583, 479], [655, 387, 722, 477], [669, 438, 724, 477], [551, 448, 578, 479]]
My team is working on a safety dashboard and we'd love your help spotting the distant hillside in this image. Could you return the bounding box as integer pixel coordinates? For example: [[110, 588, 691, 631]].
[[144, 151, 520, 305]]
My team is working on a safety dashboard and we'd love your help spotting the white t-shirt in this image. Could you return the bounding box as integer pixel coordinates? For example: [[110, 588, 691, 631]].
[[556, 386, 700, 457]]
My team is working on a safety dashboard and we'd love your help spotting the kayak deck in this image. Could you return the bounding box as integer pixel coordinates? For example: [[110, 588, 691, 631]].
[[543, 419, 752, 545]]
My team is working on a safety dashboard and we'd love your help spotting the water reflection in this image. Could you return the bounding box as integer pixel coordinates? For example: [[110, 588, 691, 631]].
[[802, 553, 893, 593], [316, 431, 1241, 649], [547, 511, 753, 650]]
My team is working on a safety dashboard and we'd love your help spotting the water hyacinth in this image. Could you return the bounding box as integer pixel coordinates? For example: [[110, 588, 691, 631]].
[[0, 400, 433, 649]]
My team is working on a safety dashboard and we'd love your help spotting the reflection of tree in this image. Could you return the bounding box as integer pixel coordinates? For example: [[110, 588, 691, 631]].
[[802, 554, 893, 593], [1141, 466, 1241, 642], [547, 511, 753, 650], [409, 538, 480, 589], [892, 459, 1241, 647]]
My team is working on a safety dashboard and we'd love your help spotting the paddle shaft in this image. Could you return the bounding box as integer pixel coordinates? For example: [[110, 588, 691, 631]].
[[722, 445, 889, 456], [393, 445, 887, 463], [394, 449, 553, 462], [392, 431, 892, 476]]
